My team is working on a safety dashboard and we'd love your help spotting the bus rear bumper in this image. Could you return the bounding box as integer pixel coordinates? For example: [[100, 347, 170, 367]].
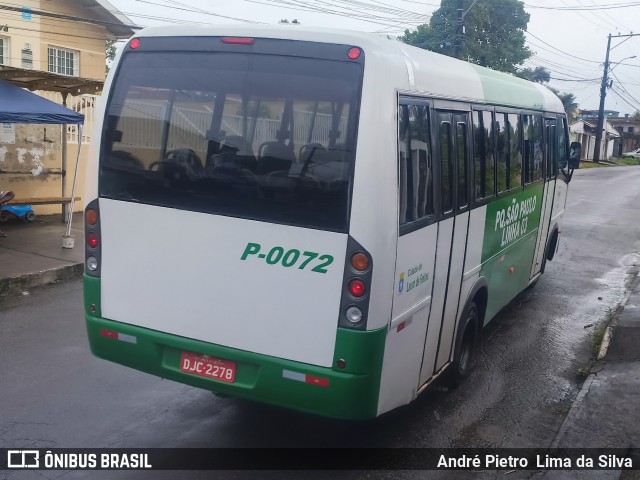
[[85, 314, 386, 420]]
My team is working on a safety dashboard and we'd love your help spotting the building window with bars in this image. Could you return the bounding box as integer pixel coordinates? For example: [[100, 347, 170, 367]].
[[48, 46, 79, 76], [0, 36, 9, 66], [21, 44, 33, 69]]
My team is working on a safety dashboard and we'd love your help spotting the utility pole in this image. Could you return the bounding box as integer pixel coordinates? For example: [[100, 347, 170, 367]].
[[454, 0, 464, 59], [594, 32, 640, 162], [593, 34, 611, 163]]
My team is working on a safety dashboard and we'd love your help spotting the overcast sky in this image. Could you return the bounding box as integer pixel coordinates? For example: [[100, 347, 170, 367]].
[[107, 0, 640, 116]]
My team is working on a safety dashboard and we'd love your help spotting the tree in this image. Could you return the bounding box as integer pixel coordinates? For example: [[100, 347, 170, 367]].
[[547, 87, 579, 123], [516, 66, 550, 84], [633, 110, 640, 118], [400, 0, 531, 74], [106, 41, 117, 75]]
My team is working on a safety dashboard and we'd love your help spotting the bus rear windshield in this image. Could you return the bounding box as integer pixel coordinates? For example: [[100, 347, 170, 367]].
[[99, 51, 363, 232]]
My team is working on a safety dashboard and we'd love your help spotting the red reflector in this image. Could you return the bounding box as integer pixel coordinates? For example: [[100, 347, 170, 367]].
[[222, 37, 255, 45], [305, 375, 329, 387], [348, 279, 366, 297], [87, 232, 99, 249], [347, 47, 361, 60], [100, 329, 118, 340], [85, 209, 97, 226], [129, 38, 141, 49]]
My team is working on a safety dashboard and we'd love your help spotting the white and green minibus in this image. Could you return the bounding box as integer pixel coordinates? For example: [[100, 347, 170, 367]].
[[84, 25, 579, 420]]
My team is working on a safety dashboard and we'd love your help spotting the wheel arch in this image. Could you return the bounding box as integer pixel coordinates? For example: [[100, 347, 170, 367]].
[[461, 276, 489, 333]]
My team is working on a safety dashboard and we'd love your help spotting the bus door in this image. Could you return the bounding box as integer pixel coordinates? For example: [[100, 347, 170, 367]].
[[418, 109, 471, 386], [531, 117, 557, 277]]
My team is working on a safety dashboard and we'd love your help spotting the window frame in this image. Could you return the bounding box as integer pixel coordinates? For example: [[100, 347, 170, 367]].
[[398, 96, 436, 236], [0, 36, 8, 66], [471, 106, 497, 206], [47, 45, 80, 77]]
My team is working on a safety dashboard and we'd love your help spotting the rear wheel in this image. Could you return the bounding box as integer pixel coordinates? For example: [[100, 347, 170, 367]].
[[24, 210, 36, 222], [447, 301, 479, 387]]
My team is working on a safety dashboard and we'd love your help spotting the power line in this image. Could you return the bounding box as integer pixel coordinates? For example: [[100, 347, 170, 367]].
[[525, 1, 640, 10], [526, 31, 601, 64], [610, 86, 640, 111]]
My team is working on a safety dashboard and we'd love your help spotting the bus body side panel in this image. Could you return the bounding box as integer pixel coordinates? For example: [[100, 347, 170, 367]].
[[435, 211, 470, 371], [418, 218, 454, 385], [377, 226, 438, 415], [347, 51, 408, 333], [551, 177, 567, 228], [531, 178, 556, 277], [481, 184, 544, 322], [455, 205, 487, 329], [99, 199, 347, 367]]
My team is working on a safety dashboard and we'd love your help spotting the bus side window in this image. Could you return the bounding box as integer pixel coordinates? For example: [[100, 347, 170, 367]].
[[507, 113, 522, 189], [398, 102, 434, 231], [472, 110, 496, 201], [557, 117, 569, 170], [531, 115, 544, 182], [456, 122, 468, 209], [495, 112, 508, 193], [440, 121, 453, 213]]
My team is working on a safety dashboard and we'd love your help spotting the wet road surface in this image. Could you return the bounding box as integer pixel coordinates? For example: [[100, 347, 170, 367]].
[[2, 166, 640, 480]]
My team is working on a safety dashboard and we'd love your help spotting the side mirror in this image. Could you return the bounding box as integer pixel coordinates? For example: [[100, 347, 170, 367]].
[[568, 142, 581, 170]]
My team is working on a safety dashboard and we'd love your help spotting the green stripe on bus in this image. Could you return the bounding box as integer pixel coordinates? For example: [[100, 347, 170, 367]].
[[84, 275, 387, 420], [471, 65, 546, 110]]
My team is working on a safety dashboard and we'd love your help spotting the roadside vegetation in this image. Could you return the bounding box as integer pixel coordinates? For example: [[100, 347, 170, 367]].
[[579, 157, 640, 169], [614, 157, 640, 166]]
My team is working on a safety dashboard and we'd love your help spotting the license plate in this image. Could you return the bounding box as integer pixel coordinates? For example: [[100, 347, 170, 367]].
[[179, 351, 236, 383]]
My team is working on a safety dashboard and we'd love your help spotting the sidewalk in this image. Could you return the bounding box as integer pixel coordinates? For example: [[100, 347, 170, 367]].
[[0, 213, 84, 296], [533, 270, 640, 480]]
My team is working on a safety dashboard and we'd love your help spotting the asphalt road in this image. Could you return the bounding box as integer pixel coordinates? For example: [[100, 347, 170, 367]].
[[2, 166, 640, 480]]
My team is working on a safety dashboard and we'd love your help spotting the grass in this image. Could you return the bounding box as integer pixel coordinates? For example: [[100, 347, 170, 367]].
[[614, 157, 640, 166], [579, 161, 610, 169], [578, 157, 640, 168]]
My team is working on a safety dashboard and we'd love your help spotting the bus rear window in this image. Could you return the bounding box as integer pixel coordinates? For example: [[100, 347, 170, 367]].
[[99, 50, 362, 232]]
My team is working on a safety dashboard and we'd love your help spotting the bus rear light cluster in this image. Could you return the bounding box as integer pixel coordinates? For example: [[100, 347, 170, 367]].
[[338, 238, 373, 330], [85, 200, 102, 277]]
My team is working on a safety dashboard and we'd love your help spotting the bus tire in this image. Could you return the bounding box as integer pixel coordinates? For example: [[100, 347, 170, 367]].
[[447, 301, 479, 387], [546, 230, 558, 262]]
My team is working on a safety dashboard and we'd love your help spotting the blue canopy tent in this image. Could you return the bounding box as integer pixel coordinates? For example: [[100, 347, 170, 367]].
[[0, 79, 84, 124], [0, 79, 85, 244]]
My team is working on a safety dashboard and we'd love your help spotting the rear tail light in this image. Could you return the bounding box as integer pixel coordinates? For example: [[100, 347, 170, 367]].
[[86, 232, 99, 249], [338, 238, 373, 330], [84, 200, 101, 277], [348, 279, 366, 297]]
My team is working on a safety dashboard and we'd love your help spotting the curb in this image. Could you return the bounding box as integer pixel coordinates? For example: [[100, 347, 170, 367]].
[[0, 263, 84, 297]]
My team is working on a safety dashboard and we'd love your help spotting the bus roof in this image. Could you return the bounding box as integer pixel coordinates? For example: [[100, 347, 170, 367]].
[[131, 24, 565, 114]]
